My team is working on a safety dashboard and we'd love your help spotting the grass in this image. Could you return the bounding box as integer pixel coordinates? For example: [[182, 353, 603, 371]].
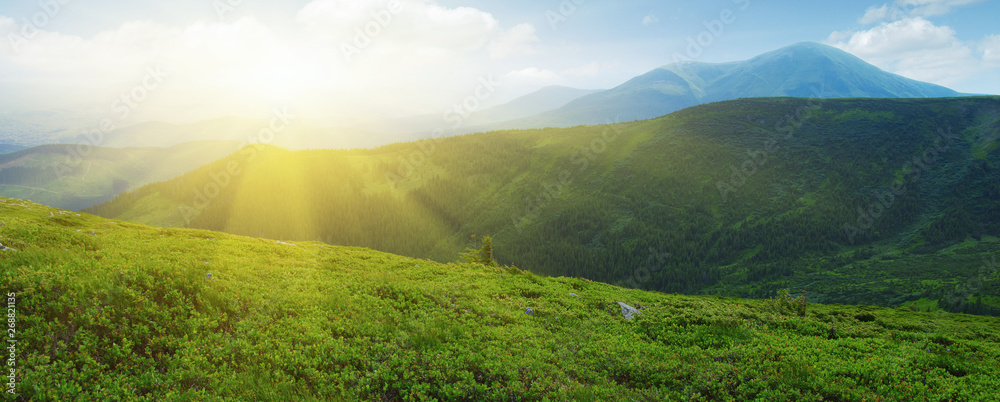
[[2, 196, 1000, 400], [83, 97, 1000, 315]]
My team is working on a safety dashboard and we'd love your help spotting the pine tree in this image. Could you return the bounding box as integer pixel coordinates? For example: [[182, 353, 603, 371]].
[[460, 235, 497, 267]]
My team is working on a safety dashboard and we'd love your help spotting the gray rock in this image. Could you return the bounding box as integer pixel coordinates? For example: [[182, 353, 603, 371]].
[[617, 302, 641, 321]]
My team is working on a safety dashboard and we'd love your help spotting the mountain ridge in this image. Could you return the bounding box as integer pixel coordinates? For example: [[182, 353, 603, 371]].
[[0, 140, 244, 210], [502, 42, 962, 128]]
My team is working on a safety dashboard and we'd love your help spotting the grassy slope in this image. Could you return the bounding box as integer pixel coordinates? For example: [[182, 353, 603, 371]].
[[3, 197, 1000, 400], [86, 97, 1000, 315]]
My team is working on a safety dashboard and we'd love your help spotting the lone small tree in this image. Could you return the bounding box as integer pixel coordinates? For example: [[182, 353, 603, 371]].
[[461, 235, 497, 266]]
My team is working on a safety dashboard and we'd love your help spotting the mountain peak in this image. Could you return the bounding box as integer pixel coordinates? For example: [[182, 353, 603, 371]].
[[509, 42, 961, 127]]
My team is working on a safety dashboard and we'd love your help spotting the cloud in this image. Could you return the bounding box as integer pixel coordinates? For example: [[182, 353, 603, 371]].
[[859, 0, 986, 24], [982, 35, 1000, 66], [1, 17, 281, 89], [298, 0, 500, 52], [896, 0, 986, 17], [488, 23, 540, 59], [504, 67, 559, 81], [826, 17, 989, 87], [642, 14, 659, 26], [858, 5, 891, 24], [831, 18, 957, 55], [0, 0, 550, 122]]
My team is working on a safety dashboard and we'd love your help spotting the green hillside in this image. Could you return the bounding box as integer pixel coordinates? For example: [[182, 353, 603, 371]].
[[86, 97, 1000, 316], [3, 198, 1000, 400], [0, 141, 242, 211]]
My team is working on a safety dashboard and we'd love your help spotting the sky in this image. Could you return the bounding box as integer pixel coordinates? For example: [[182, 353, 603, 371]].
[[1, 0, 999, 127]]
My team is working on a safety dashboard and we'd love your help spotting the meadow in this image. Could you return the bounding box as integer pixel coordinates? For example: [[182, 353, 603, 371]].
[[3, 197, 999, 400]]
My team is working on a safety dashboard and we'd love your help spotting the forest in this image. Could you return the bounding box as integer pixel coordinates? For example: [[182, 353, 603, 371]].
[[86, 97, 1000, 315]]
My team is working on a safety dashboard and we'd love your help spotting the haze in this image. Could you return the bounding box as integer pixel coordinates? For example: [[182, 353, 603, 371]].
[[1, 0, 999, 134]]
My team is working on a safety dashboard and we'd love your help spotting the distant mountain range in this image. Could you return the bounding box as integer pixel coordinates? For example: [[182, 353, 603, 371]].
[[0, 144, 25, 154], [58, 117, 384, 150], [370, 85, 604, 136], [50, 86, 605, 150], [500, 42, 963, 128], [0, 141, 243, 210], [41, 42, 967, 150]]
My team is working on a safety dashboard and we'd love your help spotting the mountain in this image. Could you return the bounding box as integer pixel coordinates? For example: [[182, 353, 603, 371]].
[[0, 141, 243, 210], [484, 86, 606, 121], [54, 86, 601, 151], [505, 42, 963, 127], [0, 144, 25, 154], [4, 197, 1000, 399], [365, 85, 604, 139], [0, 109, 94, 146], [87, 96, 1000, 316], [61, 116, 382, 150]]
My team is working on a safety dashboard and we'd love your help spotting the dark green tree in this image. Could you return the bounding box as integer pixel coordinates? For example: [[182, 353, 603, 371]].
[[461, 235, 497, 267]]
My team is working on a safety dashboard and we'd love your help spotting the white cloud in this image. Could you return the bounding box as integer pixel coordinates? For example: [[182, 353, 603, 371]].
[[830, 18, 958, 56], [858, 5, 891, 24], [859, 0, 986, 24], [982, 35, 1000, 66], [0, 0, 551, 122], [896, 0, 986, 17], [642, 14, 659, 26], [826, 17, 992, 89], [1, 17, 283, 92], [488, 23, 539, 59], [298, 0, 499, 52], [504, 67, 559, 81]]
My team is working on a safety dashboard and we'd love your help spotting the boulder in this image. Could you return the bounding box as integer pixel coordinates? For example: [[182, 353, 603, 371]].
[[616, 302, 641, 321]]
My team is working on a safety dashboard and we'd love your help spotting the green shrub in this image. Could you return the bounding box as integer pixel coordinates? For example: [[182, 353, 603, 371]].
[[769, 289, 807, 317], [460, 235, 497, 267]]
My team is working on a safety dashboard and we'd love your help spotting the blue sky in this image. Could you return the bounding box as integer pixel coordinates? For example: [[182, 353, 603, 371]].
[[1, 0, 998, 125]]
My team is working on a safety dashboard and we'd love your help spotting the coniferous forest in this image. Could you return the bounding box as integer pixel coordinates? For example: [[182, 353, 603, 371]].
[[87, 97, 1000, 316]]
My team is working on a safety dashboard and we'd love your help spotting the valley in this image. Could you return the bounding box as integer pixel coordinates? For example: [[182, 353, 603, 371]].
[[0, 141, 245, 211], [86, 96, 1000, 316]]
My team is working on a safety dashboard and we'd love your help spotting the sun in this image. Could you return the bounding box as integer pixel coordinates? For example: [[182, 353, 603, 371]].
[[250, 54, 326, 99]]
